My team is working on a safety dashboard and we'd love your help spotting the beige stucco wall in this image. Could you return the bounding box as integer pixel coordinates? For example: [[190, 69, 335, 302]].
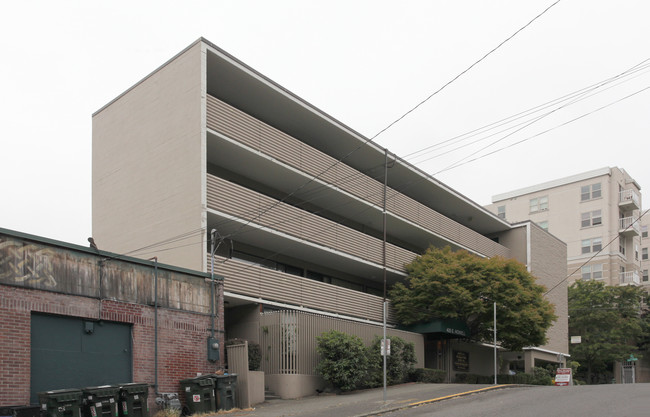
[[488, 168, 643, 288], [92, 42, 205, 271]]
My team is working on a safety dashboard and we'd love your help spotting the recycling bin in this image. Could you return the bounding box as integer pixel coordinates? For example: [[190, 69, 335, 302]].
[[118, 383, 149, 417], [179, 377, 215, 414], [214, 375, 237, 411], [81, 386, 119, 417], [38, 389, 82, 417]]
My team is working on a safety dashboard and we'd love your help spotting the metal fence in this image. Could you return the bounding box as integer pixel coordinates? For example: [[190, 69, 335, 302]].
[[259, 310, 423, 375]]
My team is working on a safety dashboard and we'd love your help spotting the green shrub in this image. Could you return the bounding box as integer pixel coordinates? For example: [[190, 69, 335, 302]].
[[366, 336, 417, 387], [410, 368, 446, 383], [454, 373, 492, 384], [315, 330, 369, 392], [531, 366, 553, 385], [496, 373, 534, 384]]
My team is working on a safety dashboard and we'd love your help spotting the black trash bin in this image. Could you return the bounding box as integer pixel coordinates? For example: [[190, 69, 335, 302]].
[[118, 383, 149, 417], [81, 386, 119, 417], [214, 374, 237, 411], [38, 389, 83, 417], [0, 406, 40, 417], [179, 377, 215, 415]]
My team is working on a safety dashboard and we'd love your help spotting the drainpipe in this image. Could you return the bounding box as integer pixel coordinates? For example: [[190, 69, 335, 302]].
[[149, 257, 159, 393]]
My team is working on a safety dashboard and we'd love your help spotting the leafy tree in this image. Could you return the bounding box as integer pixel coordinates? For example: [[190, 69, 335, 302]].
[[315, 330, 369, 391], [389, 246, 556, 351], [568, 280, 645, 383]]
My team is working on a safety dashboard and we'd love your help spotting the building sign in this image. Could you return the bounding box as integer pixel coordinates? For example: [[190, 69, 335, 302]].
[[453, 350, 469, 372], [554, 368, 572, 386]]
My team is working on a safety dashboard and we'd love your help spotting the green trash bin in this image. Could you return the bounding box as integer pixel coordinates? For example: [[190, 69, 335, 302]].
[[118, 383, 149, 417], [179, 377, 215, 415], [38, 389, 82, 417], [214, 374, 237, 411], [82, 386, 119, 417]]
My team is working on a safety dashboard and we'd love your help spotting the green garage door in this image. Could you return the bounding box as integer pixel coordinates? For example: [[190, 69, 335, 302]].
[[30, 313, 132, 404]]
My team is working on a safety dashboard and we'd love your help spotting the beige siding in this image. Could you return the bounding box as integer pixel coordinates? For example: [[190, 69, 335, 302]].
[[207, 174, 416, 271], [92, 43, 205, 271], [259, 310, 424, 375], [207, 96, 508, 259], [214, 256, 394, 323], [529, 223, 569, 355]]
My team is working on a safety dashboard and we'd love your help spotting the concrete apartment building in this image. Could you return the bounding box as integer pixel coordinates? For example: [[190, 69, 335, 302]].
[[91, 38, 568, 397], [487, 167, 645, 288]]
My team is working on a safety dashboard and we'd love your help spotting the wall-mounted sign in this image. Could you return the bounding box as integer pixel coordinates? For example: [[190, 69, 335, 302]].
[[453, 350, 469, 371]]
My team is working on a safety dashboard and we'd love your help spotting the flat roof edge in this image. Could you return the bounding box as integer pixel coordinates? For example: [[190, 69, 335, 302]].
[[0, 226, 214, 279], [492, 167, 612, 202]]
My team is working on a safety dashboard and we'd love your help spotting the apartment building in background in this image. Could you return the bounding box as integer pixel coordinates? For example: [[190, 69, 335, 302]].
[[92, 38, 568, 397], [488, 167, 645, 288]]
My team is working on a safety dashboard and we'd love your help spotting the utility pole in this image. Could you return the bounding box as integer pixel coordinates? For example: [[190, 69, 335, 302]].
[[382, 148, 388, 402], [493, 301, 497, 385]]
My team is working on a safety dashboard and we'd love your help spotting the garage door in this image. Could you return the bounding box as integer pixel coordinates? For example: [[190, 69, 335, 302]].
[[30, 314, 132, 404]]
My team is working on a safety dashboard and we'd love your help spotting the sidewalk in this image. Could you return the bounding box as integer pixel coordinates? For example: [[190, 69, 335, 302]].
[[229, 383, 518, 417]]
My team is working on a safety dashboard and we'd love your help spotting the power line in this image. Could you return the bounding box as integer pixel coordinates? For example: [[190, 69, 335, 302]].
[[543, 208, 650, 297], [220, 0, 559, 241], [372, 0, 563, 140], [406, 59, 650, 165]]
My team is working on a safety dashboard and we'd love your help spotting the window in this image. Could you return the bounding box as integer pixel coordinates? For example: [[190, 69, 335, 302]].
[[619, 237, 626, 255], [537, 221, 549, 231], [582, 238, 602, 254], [581, 264, 603, 280], [497, 205, 506, 219], [642, 226, 648, 238], [581, 210, 602, 227], [530, 196, 548, 213], [635, 244, 639, 261], [643, 247, 649, 261], [581, 183, 602, 201], [643, 270, 649, 282]]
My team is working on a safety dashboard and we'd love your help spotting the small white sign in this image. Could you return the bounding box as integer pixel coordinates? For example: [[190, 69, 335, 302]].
[[381, 338, 391, 356], [570, 336, 581, 344]]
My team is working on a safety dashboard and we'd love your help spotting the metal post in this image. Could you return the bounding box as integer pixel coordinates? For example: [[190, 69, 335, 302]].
[[382, 148, 388, 402], [494, 301, 497, 385], [211, 229, 217, 339]]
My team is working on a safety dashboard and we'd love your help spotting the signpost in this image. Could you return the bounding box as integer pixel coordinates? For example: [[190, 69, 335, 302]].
[[554, 368, 572, 386]]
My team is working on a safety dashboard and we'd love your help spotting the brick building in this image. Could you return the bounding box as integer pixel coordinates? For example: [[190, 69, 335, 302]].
[[0, 228, 224, 405]]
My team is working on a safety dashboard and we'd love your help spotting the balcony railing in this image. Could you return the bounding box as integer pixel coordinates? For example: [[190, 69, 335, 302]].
[[619, 216, 641, 236], [620, 271, 640, 286], [619, 189, 640, 209], [210, 255, 396, 323], [207, 174, 416, 272], [206, 95, 510, 259]]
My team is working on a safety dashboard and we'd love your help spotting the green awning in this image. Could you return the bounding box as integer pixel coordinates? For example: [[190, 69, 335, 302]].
[[400, 318, 469, 338]]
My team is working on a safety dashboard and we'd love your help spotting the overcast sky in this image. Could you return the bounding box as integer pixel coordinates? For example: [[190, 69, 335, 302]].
[[2, 0, 649, 247]]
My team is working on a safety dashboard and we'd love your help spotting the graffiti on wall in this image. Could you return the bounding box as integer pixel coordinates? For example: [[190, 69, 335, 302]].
[[0, 239, 57, 287]]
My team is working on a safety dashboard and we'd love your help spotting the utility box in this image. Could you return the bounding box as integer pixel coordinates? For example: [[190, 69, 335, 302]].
[[38, 389, 83, 417], [82, 386, 119, 417], [118, 383, 149, 417], [179, 377, 215, 414]]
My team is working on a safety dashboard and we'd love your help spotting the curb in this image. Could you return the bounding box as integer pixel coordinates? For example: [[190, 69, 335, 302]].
[[353, 384, 518, 417]]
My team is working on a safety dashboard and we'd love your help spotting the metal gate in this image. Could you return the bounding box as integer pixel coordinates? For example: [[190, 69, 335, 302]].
[[30, 314, 132, 403], [621, 363, 635, 384]]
